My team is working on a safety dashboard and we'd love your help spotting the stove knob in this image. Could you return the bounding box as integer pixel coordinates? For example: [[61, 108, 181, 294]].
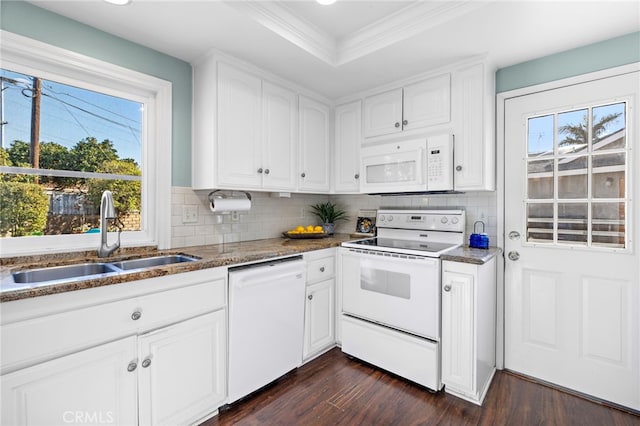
[[387, 215, 394, 222], [441, 216, 448, 224], [379, 215, 386, 222], [451, 217, 459, 224]]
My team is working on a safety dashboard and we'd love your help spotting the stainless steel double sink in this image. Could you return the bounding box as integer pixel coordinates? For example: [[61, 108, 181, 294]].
[[9, 254, 199, 287]]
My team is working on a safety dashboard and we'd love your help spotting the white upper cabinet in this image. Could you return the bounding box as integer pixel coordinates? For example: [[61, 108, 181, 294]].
[[193, 58, 301, 192], [333, 100, 362, 193], [298, 95, 330, 192], [216, 62, 263, 189], [452, 62, 495, 191], [363, 88, 403, 138], [262, 81, 298, 190], [403, 74, 451, 131], [363, 74, 451, 139]]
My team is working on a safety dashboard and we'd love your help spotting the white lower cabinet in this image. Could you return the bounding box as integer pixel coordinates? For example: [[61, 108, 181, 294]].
[[303, 279, 335, 359], [303, 249, 337, 360], [138, 310, 226, 426], [2, 336, 138, 426], [441, 258, 496, 405], [0, 268, 228, 426]]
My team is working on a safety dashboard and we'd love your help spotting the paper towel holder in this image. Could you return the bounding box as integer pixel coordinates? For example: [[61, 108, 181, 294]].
[[207, 189, 252, 204]]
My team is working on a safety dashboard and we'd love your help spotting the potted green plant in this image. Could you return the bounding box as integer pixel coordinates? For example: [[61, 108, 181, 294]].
[[309, 201, 348, 235]]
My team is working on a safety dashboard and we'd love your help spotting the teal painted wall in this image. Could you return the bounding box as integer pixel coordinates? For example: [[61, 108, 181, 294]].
[[0, 1, 193, 187], [496, 32, 640, 93]]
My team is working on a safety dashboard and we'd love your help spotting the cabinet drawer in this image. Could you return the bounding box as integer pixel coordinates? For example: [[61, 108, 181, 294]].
[[1, 278, 225, 374], [306, 256, 335, 283]]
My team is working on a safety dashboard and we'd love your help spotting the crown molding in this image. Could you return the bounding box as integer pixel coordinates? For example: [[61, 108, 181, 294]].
[[223, 1, 336, 65], [337, 1, 490, 66], [223, 1, 489, 68]]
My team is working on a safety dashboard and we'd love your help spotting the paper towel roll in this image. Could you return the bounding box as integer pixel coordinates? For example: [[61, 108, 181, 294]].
[[209, 197, 251, 212]]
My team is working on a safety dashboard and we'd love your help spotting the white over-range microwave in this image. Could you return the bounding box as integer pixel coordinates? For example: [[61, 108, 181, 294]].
[[360, 133, 454, 193]]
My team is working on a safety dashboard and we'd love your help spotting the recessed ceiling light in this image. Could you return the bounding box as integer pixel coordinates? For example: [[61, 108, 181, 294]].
[[316, 0, 337, 5], [104, 0, 131, 5]]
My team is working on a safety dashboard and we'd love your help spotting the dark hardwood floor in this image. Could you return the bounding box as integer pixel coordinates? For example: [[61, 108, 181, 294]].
[[202, 348, 640, 426]]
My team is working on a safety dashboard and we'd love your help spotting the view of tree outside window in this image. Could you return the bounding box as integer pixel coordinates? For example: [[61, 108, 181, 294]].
[[0, 69, 143, 238]]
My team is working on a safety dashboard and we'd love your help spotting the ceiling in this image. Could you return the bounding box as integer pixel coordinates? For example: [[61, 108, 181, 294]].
[[26, 0, 640, 99]]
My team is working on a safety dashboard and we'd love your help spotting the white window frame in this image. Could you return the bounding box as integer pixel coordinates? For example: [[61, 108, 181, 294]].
[[0, 31, 172, 256]]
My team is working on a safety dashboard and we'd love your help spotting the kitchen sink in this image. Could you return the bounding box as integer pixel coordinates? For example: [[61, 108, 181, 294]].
[[8, 254, 199, 287], [12, 263, 121, 284], [109, 254, 199, 271]]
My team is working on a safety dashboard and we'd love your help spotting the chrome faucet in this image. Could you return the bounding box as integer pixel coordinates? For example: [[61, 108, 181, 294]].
[[98, 190, 121, 258]]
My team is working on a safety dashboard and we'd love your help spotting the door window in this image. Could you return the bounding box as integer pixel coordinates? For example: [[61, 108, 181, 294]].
[[526, 102, 627, 248]]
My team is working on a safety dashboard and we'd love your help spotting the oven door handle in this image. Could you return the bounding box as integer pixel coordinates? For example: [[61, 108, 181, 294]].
[[341, 249, 439, 267]]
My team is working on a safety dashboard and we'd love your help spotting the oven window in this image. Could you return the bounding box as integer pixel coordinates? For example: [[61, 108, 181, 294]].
[[361, 268, 410, 299]]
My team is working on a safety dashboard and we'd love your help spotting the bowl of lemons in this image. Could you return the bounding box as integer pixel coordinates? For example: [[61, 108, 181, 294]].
[[283, 225, 327, 239]]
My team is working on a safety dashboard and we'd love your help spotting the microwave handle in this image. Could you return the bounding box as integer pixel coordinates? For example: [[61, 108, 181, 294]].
[[417, 147, 425, 185]]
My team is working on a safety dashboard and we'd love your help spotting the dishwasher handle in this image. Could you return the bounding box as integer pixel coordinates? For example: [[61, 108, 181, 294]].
[[230, 259, 305, 290]]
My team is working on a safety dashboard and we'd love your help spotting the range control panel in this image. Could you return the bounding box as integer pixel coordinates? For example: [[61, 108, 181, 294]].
[[376, 209, 465, 233]]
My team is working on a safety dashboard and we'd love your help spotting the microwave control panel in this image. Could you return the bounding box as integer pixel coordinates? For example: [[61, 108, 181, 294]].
[[426, 134, 454, 191]]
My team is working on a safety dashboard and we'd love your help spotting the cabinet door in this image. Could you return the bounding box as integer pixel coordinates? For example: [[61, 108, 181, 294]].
[[1, 336, 138, 426], [403, 74, 451, 131], [217, 62, 262, 188], [138, 310, 226, 426], [304, 279, 335, 359], [298, 95, 330, 191], [363, 88, 402, 138], [441, 270, 475, 394], [453, 63, 493, 190], [262, 81, 297, 190], [334, 100, 362, 193]]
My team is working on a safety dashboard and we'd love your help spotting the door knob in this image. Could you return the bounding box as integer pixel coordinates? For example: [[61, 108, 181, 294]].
[[509, 231, 521, 240], [508, 251, 520, 261]]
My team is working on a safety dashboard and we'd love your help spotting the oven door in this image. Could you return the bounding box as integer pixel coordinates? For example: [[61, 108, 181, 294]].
[[339, 247, 440, 340]]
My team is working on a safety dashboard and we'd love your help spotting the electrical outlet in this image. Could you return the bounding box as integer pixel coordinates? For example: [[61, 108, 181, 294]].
[[182, 205, 198, 223], [231, 211, 239, 221]]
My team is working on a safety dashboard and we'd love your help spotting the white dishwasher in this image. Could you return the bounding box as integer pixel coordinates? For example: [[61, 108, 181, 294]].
[[227, 256, 306, 403]]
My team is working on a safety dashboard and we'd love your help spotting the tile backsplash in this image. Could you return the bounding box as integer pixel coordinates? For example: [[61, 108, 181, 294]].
[[171, 187, 498, 249]]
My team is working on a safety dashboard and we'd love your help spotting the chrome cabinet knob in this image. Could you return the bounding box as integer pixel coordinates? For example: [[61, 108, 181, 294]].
[[257, 168, 263, 174], [402, 119, 408, 126], [127, 361, 137, 372], [456, 165, 463, 172], [354, 173, 359, 179], [142, 358, 152, 368], [264, 169, 270, 175], [443, 285, 451, 292], [320, 266, 325, 272], [394, 122, 400, 128], [308, 294, 313, 300], [508, 251, 520, 261], [301, 172, 306, 178], [131, 311, 142, 321]]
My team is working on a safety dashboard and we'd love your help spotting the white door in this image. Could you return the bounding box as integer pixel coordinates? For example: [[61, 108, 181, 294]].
[[262, 81, 297, 190], [1, 336, 138, 426], [298, 95, 330, 192], [504, 70, 639, 411], [303, 278, 336, 359], [334, 100, 362, 193], [138, 311, 227, 426], [217, 62, 262, 188], [403, 73, 451, 131], [363, 88, 403, 138]]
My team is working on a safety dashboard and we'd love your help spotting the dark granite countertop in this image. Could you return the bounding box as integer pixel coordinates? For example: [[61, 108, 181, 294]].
[[1, 236, 500, 302], [0, 234, 356, 303], [441, 246, 502, 265]]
